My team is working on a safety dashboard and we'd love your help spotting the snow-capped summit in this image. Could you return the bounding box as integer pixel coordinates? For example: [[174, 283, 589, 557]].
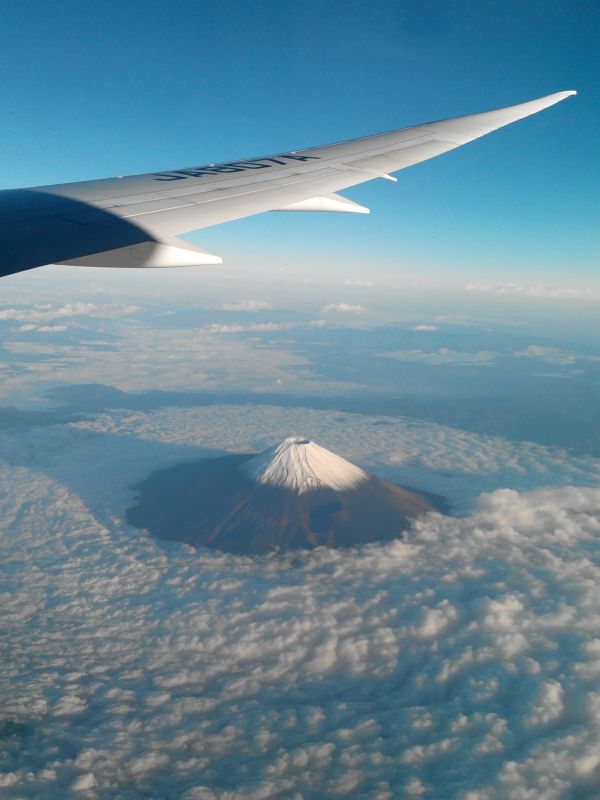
[[242, 436, 368, 494]]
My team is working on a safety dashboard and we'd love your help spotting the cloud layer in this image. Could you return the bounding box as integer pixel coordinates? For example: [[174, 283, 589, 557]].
[[2, 453, 600, 799]]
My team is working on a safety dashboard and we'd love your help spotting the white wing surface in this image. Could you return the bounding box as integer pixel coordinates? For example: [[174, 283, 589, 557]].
[[0, 91, 575, 278]]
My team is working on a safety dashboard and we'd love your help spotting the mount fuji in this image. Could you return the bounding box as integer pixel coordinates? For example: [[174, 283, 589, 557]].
[[127, 437, 440, 554]]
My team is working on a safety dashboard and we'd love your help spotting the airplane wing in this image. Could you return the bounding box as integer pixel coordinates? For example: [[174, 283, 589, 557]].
[[0, 90, 575, 278]]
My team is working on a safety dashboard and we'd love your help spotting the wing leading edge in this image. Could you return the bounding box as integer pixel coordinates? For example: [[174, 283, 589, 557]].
[[0, 91, 576, 278]]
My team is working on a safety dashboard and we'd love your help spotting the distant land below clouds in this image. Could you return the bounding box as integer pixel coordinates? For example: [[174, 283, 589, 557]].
[[44, 381, 600, 461]]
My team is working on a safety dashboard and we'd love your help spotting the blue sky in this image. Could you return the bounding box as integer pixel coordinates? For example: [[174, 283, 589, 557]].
[[0, 0, 598, 285]]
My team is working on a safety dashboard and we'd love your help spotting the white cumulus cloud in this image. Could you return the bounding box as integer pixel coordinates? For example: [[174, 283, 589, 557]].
[[321, 303, 366, 314], [0, 302, 142, 323], [514, 344, 600, 366], [379, 348, 496, 366], [215, 300, 273, 312]]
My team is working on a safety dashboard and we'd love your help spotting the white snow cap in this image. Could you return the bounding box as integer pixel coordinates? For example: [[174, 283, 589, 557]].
[[242, 436, 369, 494]]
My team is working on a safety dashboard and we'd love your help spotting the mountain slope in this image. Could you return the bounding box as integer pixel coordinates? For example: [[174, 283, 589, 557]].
[[127, 438, 440, 553]]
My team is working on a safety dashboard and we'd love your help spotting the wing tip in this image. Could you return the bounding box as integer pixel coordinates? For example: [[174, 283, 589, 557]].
[[547, 89, 577, 104], [512, 89, 577, 118]]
